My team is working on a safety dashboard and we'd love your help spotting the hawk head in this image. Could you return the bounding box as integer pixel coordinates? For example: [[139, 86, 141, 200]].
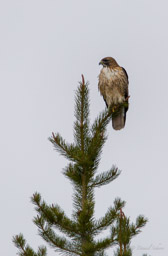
[[99, 57, 119, 68]]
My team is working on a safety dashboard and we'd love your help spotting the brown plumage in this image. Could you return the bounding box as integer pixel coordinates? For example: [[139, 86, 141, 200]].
[[98, 57, 129, 130]]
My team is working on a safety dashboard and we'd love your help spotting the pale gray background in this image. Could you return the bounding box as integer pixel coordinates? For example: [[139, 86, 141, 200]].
[[0, 1, 168, 255]]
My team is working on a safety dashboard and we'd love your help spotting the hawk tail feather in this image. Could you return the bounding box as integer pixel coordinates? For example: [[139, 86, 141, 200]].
[[112, 107, 126, 130]]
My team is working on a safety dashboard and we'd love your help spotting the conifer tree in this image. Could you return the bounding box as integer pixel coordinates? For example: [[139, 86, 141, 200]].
[[13, 75, 147, 256]]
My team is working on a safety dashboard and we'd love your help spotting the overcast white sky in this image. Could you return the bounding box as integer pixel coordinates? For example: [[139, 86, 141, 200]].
[[0, 1, 168, 255]]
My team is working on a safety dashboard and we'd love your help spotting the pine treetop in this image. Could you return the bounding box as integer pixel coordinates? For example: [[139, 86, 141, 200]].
[[13, 75, 147, 256]]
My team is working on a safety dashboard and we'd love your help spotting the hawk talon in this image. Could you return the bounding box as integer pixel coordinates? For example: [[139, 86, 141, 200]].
[[112, 106, 116, 112]]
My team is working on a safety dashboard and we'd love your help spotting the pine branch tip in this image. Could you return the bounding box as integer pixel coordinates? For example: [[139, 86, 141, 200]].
[[81, 74, 85, 85]]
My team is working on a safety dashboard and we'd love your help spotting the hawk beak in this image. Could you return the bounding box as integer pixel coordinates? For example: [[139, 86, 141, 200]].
[[99, 60, 103, 65]]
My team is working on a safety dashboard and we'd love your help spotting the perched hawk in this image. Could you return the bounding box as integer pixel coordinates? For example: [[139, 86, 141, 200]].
[[98, 57, 129, 130]]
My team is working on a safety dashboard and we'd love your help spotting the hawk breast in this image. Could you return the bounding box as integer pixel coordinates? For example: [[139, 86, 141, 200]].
[[98, 67, 128, 106]]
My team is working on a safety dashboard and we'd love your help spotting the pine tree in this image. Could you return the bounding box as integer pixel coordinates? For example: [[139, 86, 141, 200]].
[[13, 75, 147, 256]]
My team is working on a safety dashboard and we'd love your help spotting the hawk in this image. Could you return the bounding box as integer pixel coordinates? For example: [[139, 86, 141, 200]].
[[98, 57, 129, 130]]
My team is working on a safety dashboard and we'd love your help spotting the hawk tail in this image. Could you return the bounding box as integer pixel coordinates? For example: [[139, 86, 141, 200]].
[[112, 107, 126, 130]]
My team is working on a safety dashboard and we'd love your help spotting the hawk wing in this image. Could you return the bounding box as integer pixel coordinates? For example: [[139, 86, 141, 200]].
[[121, 67, 129, 98]]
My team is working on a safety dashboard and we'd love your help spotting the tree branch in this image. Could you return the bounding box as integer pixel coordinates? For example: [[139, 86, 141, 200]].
[[32, 193, 79, 238], [34, 216, 80, 256], [90, 166, 121, 188]]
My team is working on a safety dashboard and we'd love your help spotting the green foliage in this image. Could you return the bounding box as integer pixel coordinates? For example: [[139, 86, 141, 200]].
[[13, 234, 47, 256], [113, 209, 148, 256], [13, 75, 147, 256]]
